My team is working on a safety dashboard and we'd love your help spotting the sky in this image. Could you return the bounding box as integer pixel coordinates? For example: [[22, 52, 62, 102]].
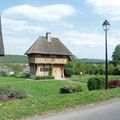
[[0, 0, 120, 59]]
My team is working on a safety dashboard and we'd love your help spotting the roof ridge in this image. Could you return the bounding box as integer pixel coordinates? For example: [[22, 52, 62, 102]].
[[25, 35, 73, 56]]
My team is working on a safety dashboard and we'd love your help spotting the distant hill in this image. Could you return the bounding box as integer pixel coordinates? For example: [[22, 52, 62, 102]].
[[81, 58, 105, 64], [0, 55, 28, 63], [0, 55, 106, 64]]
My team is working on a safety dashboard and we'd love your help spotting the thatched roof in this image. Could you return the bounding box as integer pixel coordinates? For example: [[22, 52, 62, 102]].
[[25, 35, 73, 56], [0, 16, 4, 56]]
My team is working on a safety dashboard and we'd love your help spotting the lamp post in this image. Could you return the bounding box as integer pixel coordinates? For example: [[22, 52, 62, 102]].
[[102, 20, 110, 90]]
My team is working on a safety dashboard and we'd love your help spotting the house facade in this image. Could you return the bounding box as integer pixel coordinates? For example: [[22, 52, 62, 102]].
[[25, 32, 73, 79], [0, 16, 4, 56]]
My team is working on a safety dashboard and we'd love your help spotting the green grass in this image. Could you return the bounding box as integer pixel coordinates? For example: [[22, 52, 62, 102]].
[[70, 75, 120, 83], [0, 76, 120, 120]]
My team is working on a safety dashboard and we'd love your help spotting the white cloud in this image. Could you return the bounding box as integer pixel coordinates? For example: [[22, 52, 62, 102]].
[[61, 30, 120, 59], [3, 4, 76, 22], [63, 31, 103, 46], [86, 0, 120, 20], [4, 36, 32, 55], [63, 30, 120, 46], [2, 18, 47, 32]]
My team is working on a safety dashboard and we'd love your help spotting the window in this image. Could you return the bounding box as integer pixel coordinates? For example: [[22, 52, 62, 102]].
[[40, 68, 49, 72]]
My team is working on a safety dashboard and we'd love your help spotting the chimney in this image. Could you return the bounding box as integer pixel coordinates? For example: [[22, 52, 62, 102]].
[[46, 32, 51, 42]]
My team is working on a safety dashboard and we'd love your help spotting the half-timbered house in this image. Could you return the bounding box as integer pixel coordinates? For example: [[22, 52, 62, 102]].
[[25, 32, 73, 79]]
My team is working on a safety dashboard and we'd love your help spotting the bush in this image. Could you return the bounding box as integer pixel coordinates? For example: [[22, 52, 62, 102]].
[[87, 77, 105, 90], [60, 85, 82, 94], [0, 85, 12, 97], [19, 71, 30, 78], [12, 89, 27, 99], [0, 85, 27, 101], [36, 75, 54, 80], [108, 80, 120, 88], [75, 84, 83, 92], [9, 64, 23, 75], [49, 65, 53, 76], [64, 68, 74, 77], [0, 70, 9, 77]]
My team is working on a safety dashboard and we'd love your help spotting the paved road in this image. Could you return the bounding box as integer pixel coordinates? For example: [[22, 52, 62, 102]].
[[25, 100, 120, 120]]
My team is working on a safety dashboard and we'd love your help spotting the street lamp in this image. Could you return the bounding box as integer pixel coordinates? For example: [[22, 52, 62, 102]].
[[102, 20, 110, 90]]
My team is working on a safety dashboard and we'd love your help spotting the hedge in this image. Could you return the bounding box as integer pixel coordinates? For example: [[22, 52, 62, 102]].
[[87, 77, 105, 90]]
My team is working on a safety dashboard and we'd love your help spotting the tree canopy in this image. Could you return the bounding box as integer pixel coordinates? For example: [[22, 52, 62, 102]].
[[112, 44, 120, 65]]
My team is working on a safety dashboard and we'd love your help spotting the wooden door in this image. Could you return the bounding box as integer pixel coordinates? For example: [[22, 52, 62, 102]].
[[53, 65, 62, 79]]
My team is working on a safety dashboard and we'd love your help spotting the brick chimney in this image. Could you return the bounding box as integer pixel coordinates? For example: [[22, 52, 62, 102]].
[[46, 32, 51, 42]]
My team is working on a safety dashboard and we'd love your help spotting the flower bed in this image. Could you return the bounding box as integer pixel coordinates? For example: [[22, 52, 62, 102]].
[[108, 80, 120, 88]]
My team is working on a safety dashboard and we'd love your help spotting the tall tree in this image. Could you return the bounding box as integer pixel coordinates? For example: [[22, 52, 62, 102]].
[[112, 44, 120, 65]]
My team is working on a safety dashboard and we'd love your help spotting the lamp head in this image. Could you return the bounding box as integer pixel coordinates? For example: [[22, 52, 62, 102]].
[[102, 20, 110, 31]]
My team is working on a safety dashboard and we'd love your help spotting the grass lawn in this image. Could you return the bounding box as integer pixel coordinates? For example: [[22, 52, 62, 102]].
[[0, 76, 120, 120]]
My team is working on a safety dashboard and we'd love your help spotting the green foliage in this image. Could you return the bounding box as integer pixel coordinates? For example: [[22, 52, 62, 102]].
[[108, 64, 115, 75], [0, 55, 28, 63], [64, 60, 105, 76], [0, 85, 12, 96], [112, 67, 120, 75], [60, 85, 82, 93], [74, 60, 86, 74], [49, 64, 53, 76], [64, 61, 75, 70], [64, 67, 74, 77], [36, 75, 54, 80], [19, 71, 30, 78], [64, 61, 75, 77], [108, 64, 120, 75], [65, 59, 120, 76], [0, 85, 27, 101], [11, 89, 27, 99], [64, 60, 86, 77], [0, 76, 120, 119], [112, 44, 120, 65], [87, 77, 105, 90], [7, 64, 23, 75], [75, 84, 83, 92]]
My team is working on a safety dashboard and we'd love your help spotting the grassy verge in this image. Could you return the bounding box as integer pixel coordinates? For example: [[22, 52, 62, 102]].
[[0, 76, 120, 120], [70, 75, 120, 82]]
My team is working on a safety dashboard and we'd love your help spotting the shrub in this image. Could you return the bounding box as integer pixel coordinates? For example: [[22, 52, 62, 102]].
[[36, 75, 54, 80], [87, 77, 105, 90], [10, 64, 23, 75], [75, 84, 83, 92], [60, 85, 82, 94], [0, 85, 12, 97], [49, 65, 53, 76], [0, 85, 27, 101], [64, 68, 74, 77], [19, 71, 30, 78], [12, 89, 27, 99], [108, 80, 120, 88], [60, 86, 73, 93]]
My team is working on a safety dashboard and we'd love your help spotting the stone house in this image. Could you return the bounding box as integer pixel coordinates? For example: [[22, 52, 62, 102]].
[[25, 32, 73, 79]]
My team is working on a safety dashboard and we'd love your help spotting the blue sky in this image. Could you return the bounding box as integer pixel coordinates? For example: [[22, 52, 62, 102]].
[[0, 0, 120, 59]]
